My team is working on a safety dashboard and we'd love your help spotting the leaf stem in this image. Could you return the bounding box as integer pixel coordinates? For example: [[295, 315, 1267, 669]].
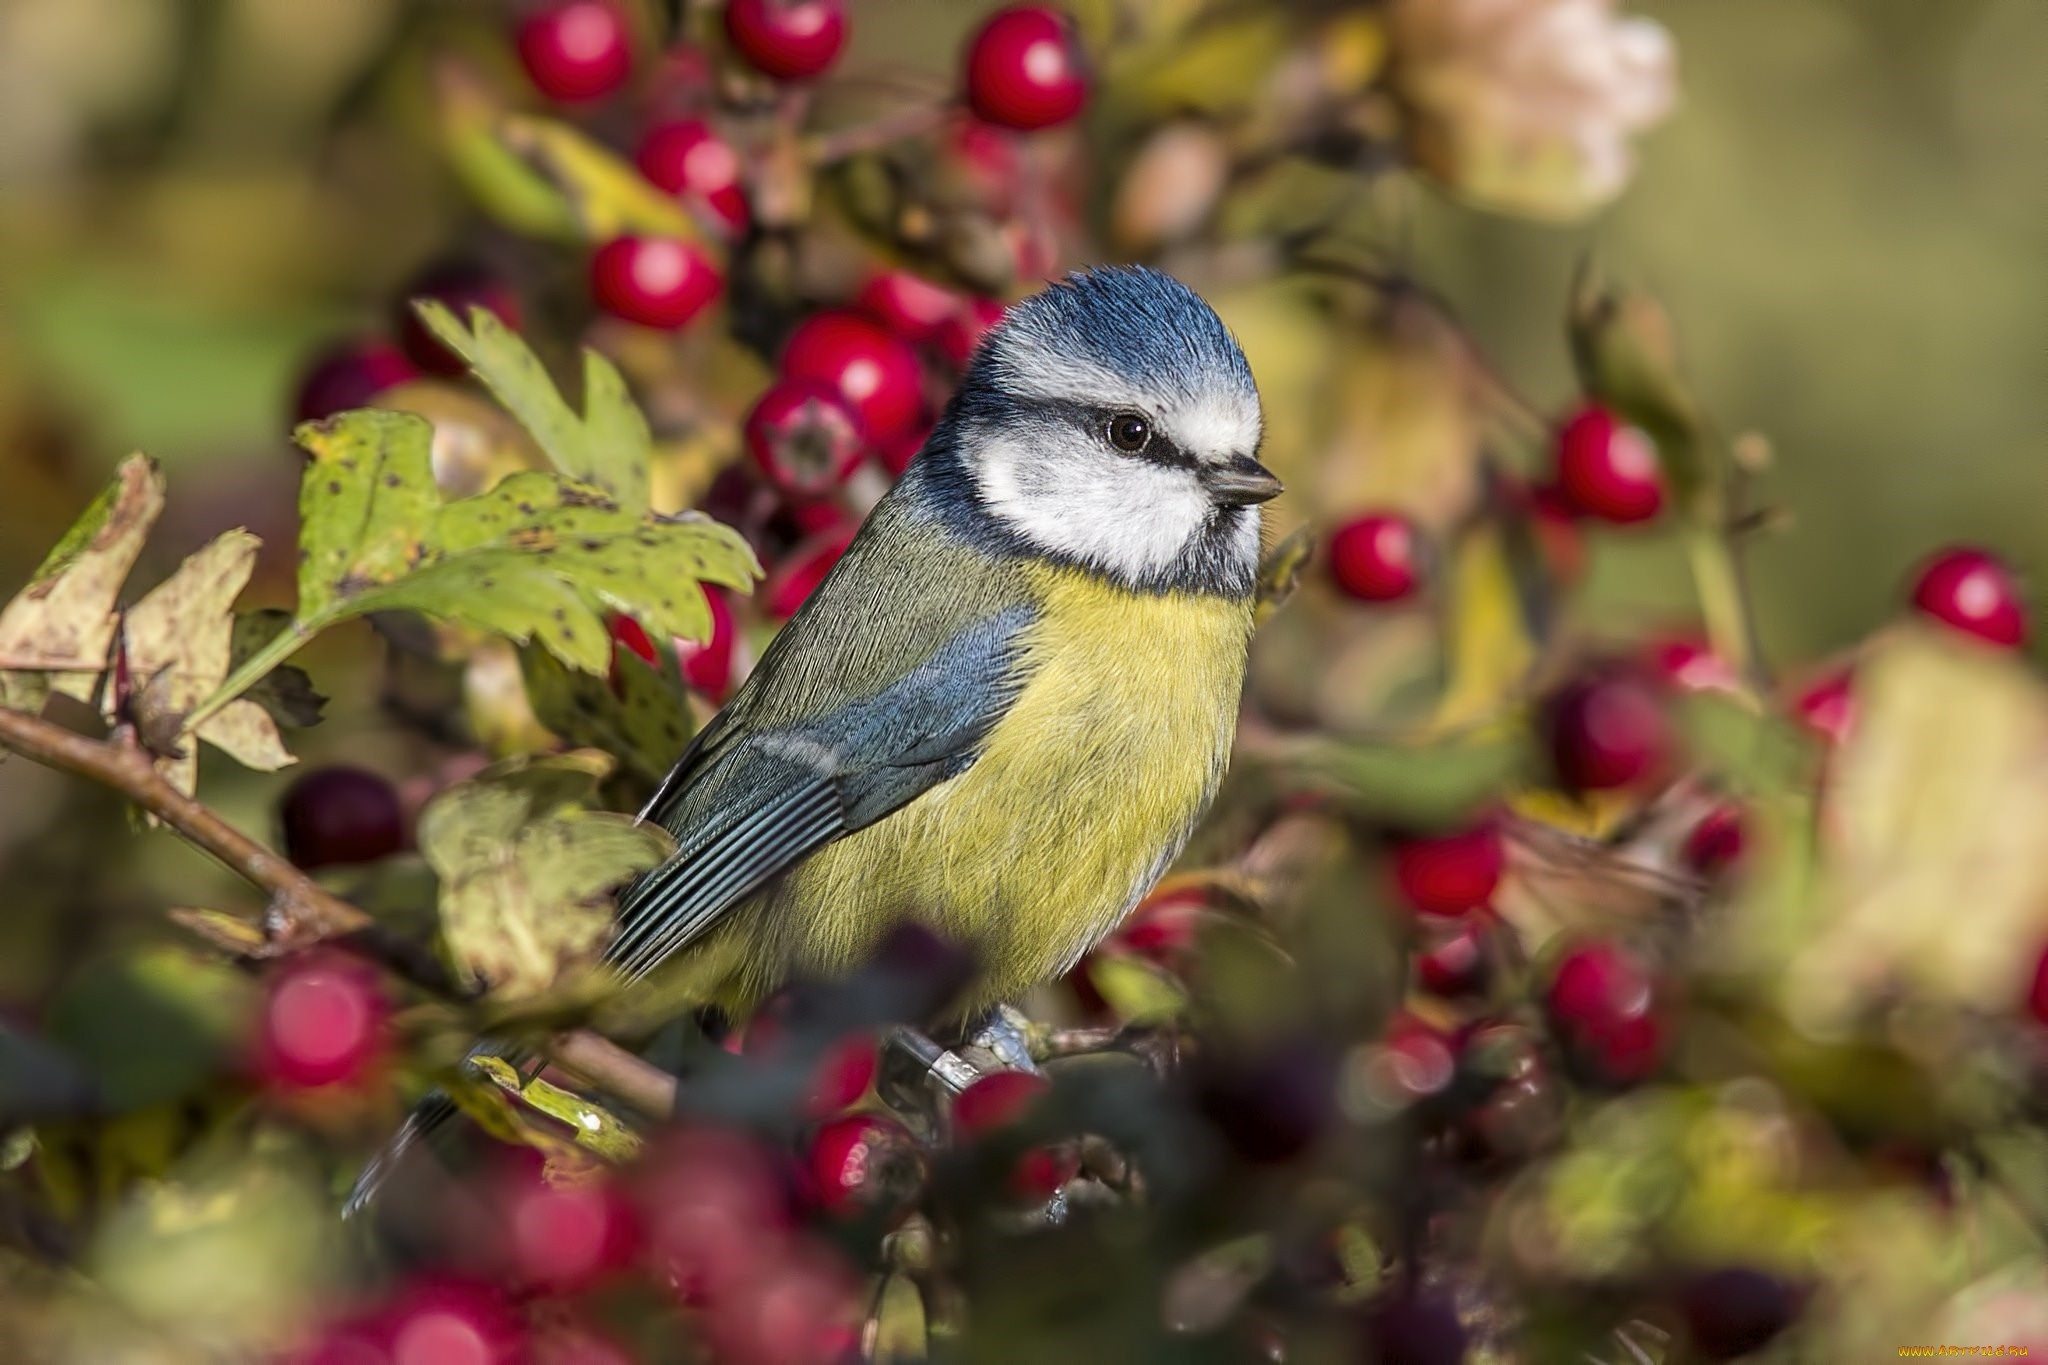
[[180, 617, 318, 735], [1686, 526, 1758, 690]]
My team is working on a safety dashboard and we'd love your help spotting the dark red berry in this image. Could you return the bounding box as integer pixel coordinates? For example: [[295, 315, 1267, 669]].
[[292, 338, 418, 423], [1683, 803, 1747, 880], [394, 260, 520, 377], [2027, 943, 2048, 1028], [1328, 512, 1422, 603], [501, 1168, 640, 1293], [1191, 1039, 1338, 1165], [1677, 1266, 1804, 1361], [1541, 670, 1672, 791], [674, 585, 737, 702], [516, 2, 634, 104], [1110, 889, 1208, 967], [963, 6, 1089, 132], [1555, 404, 1665, 524], [934, 295, 1007, 369], [1361, 1291, 1467, 1365], [857, 270, 966, 343], [1908, 545, 2028, 649], [724, 0, 846, 81], [279, 766, 407, 869], [635, 118, 749, 237], [379, 1277, 526, 1365], [952, 1069, 1051, 1137], [763, 526, 854, 618], [780, 310, 925, 444], [1546, 940, 1664, 1085], [805, 1113, 923, 1218], [590, 236, 722, 330], [744, 380, 868, 497], [1390, 819, 1503, 916], [1415, 921, 1490, 998], [254, 953, 388, 1091]]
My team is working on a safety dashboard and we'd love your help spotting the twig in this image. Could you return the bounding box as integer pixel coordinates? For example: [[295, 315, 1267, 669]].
[[805, 99, 953, 165], [0, 703, 679, 1121]]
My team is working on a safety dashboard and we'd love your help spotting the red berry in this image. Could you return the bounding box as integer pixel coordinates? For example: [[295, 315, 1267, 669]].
[[503, 1170, 641, 1292], [1647, 632, 1740, 694], [380, 1278, 526, 1365], [963, 6, 1089, 132], [1791, 666, 1856, 745], [877, 417, 934, 478], [674, 585, 738, 702], [744, 380, 868, 497], [535, 1324, 638, 1365], [606, 613, 662, 697], [934, 296, 1007, 369], [1677, 1266, 1804, 1361], [763, 526, 855, 619], [394, 260, 520, 377], [634, 1127, 794, 1305], [723, 0, 846, 81], [1541, 671, 1672, 791], [1191, 1039, 1338, 1165], [808, 1033, 878, 1116], [635, 119, 749, 237], [516, 2, 634, 104], [1111, 889, 1208, 966], [254, 953, 388, 1091], [1328, 512, 1422, 603], [1554, 404, 1665, 524], [703, 1241, 861, 1365], [279, 766, 408, 869], [1390, 819, 1504, 917], [292, 338, 418, 423], [590, 236, 722, 330], [780, 311, 925, 444], [1415, 921, 1490, 998], [1546, 941, 1664, 1085], [952, 1069, 1051, 1137], [805, 1113, 923, 1218], [1377, 1012, 1458, 1102], [1908, 545, 2028, 649], [857, 270, 966, 343], [2027, 944, 2048, 1028], [1526, 480, 1589, 585], [1683, 803, 1747, 879]]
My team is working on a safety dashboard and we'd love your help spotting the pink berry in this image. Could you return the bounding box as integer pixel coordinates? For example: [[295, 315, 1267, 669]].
[[1683, 803, 1747, 879], [857, 270, 966, 343], [1328, 512, 1422, 603], [635, 118, 749, 237], [674, 585, 737, 702], [763, 527, 854, 619], [1791, 667, 1856, 746], [516, 2, 634, 104], [1555, 404, 1665, 524], [1390, 819, 1504, 917], [254, 953, 388, 1091], [963, 6, 1089, 131], [780, 310, 925, 444], [1647, 633, 1740, 694], [724, 0, 846, 82], [1908, 545, 2028, 649], [280, 766, 408, 870], [744, 380, 868, 497], [1542, 671, 1672, 791], [502, 1169, 640, 1292], [633, 1128, 794, 1306], [590, 236, 722, 329], [805, 1113, 923, 1218], [292, 338, 418, 423], [380, 1277, 526, 1365]]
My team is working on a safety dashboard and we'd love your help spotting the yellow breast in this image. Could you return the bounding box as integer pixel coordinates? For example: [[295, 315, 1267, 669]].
[[747, 565, 1253, 1009]]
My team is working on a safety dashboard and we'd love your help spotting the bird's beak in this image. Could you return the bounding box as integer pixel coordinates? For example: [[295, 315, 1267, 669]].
[[1201, 457, 1284, 507]]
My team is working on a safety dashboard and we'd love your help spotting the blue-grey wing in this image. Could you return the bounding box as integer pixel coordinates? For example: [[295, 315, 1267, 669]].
[[605, 603, 1035, 985]]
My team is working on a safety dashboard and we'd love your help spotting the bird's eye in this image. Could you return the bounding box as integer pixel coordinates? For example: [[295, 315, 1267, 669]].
[[1105, 412, 1151, 452]]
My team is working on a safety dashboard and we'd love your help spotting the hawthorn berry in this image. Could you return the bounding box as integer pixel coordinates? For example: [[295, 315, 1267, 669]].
[[952, 1070, 1078, 1201], [1110, 888, 1209, 967], [634, 1127, 795, 1305], [1677, 1266, 1805, 1361], [724, 0, 846, 82], [2026, 943, 2048, 1029], [1524, 480, 1589, 585], [292, 338, 418, 423], [590, 236, 722, 329], [1646, 632, 1741, 694], [1907, 544, 2028, 649], [1191, 1038, 1339, 1165], [1415, 921, 1490, 998], [635, 118, 749, 237], [1545, 940, 1665, 1085], [1683, 803, 1748, 880], [964, 6, 1089, 132], [1790, 667, 1856, 746], [1541, 670, 1672, 791], [379, 1277, 527, 1365], [394, 260, 519, 376], [933, 295, 1007, 370], [1361, 1290, 1467, 1365], [1389, 819, 1503, 916], [252, 952, 388, 1091], [501, 1168, 641, 1292], [702, 1240, 862, 1365], [877, 416, 934, 477], [780, 310, 925, 444], [675, 585, 738, 702], [607, 613, 661, 696], [857, 270, 966, 343], [1554, 403, 1665, 524], [516, 2, 634, 104], [805, 1112, 924, 1219], [744, 380, 868, 497], [1328, 512, 1422, 603], [763, 526, 855, 618], [279, 766, 408, 869]]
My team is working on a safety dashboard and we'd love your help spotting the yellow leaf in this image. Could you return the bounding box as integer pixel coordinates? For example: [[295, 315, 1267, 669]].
[[1431, 521, 1537, 732]]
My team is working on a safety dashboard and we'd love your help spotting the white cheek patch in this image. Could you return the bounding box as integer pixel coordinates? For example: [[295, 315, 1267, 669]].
[[972, 431, 1216, 583], [1161, 392, 1261, 465]]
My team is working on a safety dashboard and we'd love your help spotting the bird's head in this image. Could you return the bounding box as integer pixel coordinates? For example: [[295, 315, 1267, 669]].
[[937, 266, 1276, 596]]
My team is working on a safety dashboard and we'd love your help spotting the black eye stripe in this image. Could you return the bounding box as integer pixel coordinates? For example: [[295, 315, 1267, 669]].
[[1026, 398, 1199, 469]]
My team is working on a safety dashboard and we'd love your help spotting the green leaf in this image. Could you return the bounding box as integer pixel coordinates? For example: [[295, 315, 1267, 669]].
[[1432, 519, 1541, 732], [230, 611, 324, 729], [412, 304, 652, 512], [419, 752, 674, 999], [0, 454, 164, 708], [500, 114, 700, 242], [470, 1055, 643, 1162], [522, 643, 696, 785], [292, 410, 437, 621]]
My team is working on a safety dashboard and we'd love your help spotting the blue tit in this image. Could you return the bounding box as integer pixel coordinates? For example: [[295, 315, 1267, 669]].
[[348, 266, 1275, 1212]]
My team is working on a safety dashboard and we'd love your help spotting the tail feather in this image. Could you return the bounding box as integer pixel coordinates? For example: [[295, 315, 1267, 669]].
[[342, 1091, 455, 1219]]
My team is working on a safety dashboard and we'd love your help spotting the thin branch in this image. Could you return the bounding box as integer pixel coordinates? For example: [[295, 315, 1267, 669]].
[[804, 98, 953, 165]]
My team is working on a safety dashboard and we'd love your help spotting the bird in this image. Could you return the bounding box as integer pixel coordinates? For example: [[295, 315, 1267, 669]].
[[347, 265, 1278, 1213]]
